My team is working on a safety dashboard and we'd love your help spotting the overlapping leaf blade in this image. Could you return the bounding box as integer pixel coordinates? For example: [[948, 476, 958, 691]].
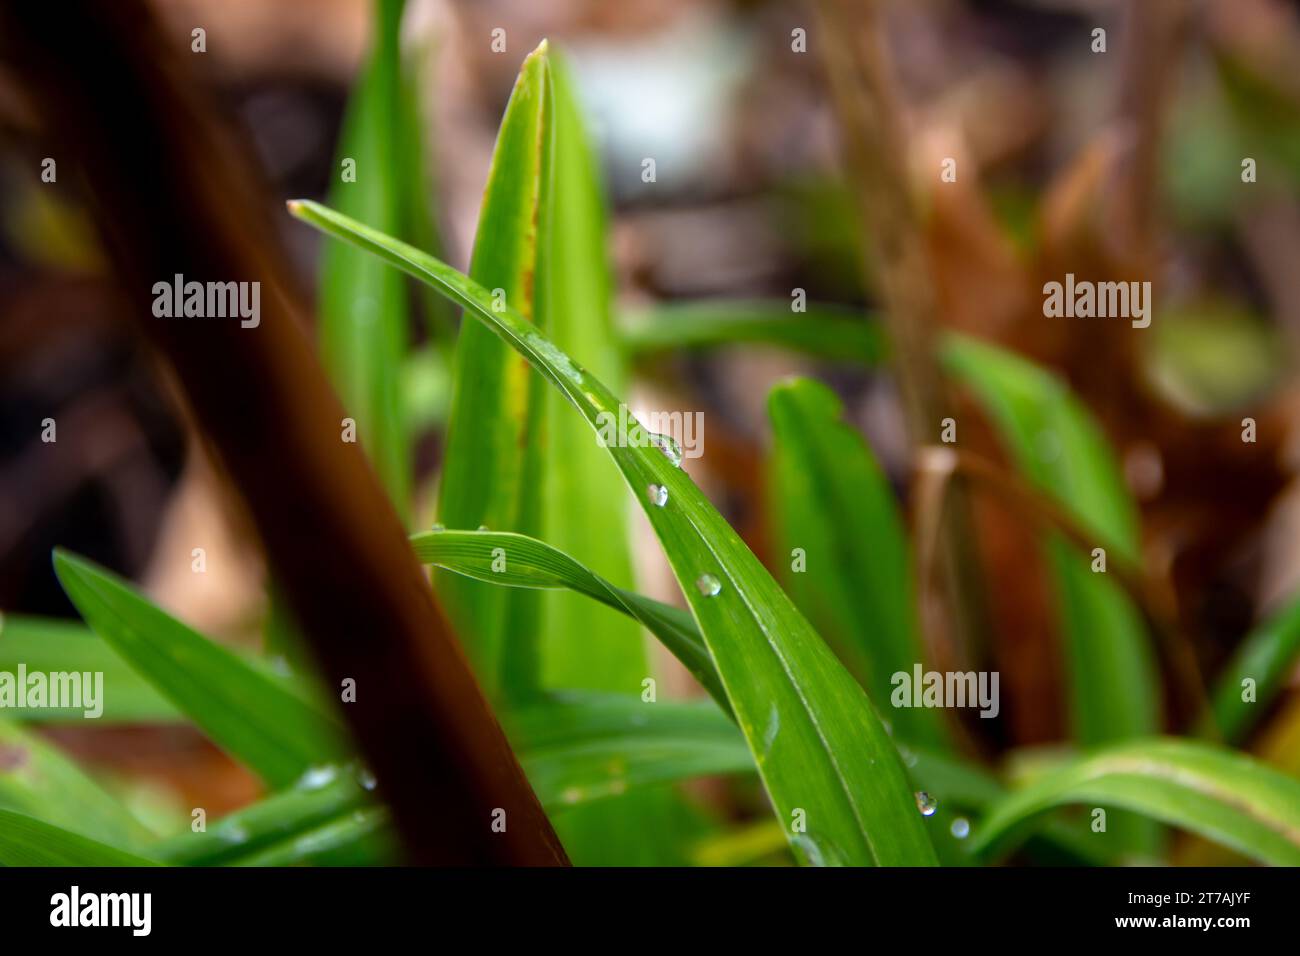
[[0, 615, 178, 722], [435, 43, 553, 700], [53, 551, 347, 789], [411, 529, 725, 710], [0, 809, 159, 866], [0, 720, 155, 849], [941, 334, 1160, 852], [1208, 590, 1300, 742], [288, 198, 938, 865], [971, 739, 1300, 866], [768, 377, 947, 749], [318, 0, 413, 513]]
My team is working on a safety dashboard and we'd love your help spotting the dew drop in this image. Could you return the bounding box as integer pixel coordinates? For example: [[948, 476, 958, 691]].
[[652, 433, 684, 467], [914, 791, 938, 816], [695, 574, 722, 597], [430, 522, 445, 532], [298, 765, 338, 791], [646, 484, 668, 507], [950, 817, 970, 839], [476, 524, 489, 532], [357, 768, 378, 791]]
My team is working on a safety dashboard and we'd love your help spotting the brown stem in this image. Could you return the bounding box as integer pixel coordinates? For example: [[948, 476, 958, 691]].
[[814, 0, 991, 664], [917, 447, 1215, 734], [0, 0, 567, 865]]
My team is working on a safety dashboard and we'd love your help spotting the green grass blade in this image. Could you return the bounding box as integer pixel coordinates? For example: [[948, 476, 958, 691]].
[[0, 614, 179, 722], [287, 199, 938, 866], [530, 51, 676, 866], [768, 377, 947, 749], [318, 0, 411, 512], [623, 301, 885, 365], [0, 809, 159, 866], [1207, 591, 1300, 742], [435, 43, 553, 700], [0, 720, 155, 849], [513, 693, 753, 811], [53, 550, 348, 789], [153, 767, 394, 866], [535, 51, 644, 695], [411, 529, 726, 711], [971, 738, 1300, 865], [941, 334, 1160, 852]]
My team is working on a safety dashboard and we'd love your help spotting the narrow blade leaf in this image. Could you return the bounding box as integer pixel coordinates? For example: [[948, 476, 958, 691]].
[[288, 199, 938, 865], [53, 550, 347, 789], [768, 377, 948, 749], [971, 739, 1300, 866], [0, 809, 159, 866]]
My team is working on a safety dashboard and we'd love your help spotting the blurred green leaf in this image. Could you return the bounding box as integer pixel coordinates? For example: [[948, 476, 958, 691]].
[[513, 693, 753, 811], [153, 767, 394, 867], [0, 809, 159, 866], [0, 615, 178, 722], [768, 377, 947, 749], [412, 529, 726, 712], [623, 301, 884, 365], [1208, 591, 1300, 743], [941, 334, 1161, 852], [318, 0, 412, 513], [288, 198, 938, 866], [53, 550, 348, 789], [972, 739, 1300, 866], [0, 720, 154, 849], [1147, 301, 1285, 417]]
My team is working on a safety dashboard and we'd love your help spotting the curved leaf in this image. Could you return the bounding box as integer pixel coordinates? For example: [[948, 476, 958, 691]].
[[1208, 591, 1300, 743], [412, 529, 726, 712], [289, 198, 937, 866], [972, 739, 1300, 866]]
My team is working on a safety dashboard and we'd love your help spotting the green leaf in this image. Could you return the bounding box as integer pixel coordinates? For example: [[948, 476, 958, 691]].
[[435, 42, 553, 701], [288, 198, 938, 866], [53, 550, 348, 789], [0, 809, 159, 866], [941, 334, 1160, 852], [768, 377, 947, 749], [530, 52, 678, 866], [512, 693, 753, 810], [0, 614, 178, 722], [623, 301, 885, 365], [971, 739, 1300, 866], [0, 720, 155, 849], [318, 0, 412, 513], [411, 529, 727, 713], [1208, 591, 1300, 743], [535, 51, 644, 694], [153, 766, 394, 866]]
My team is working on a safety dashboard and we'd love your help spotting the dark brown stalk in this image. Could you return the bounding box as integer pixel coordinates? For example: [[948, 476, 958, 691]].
[[813, 0, 990, 664], [0, 0, 566, 865]]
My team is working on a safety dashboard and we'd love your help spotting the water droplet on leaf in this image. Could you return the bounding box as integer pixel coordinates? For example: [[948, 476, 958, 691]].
[[646, 484, 668, 506], [696, 574, 722, 597], [914, 791, 938, 816], [652, 433, 683, 467]]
